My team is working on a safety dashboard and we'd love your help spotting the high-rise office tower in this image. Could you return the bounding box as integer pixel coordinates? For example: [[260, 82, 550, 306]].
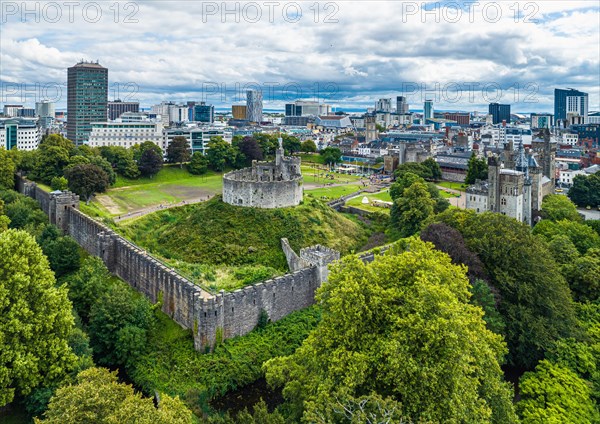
[[554, 88, 588, 123], [67, 61, 108, 144], [375, 98, 392, 112], [35, 100, 55, 119], [246, 90, 263, 123], [108, 100, 139, 120], [396, 96, 409, 114], [193, 102, 214, 123], [423, 99, 434, 120], [489, 103, 511, 125]]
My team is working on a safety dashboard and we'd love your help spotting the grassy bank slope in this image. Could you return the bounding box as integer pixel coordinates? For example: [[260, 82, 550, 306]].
[[119, 196, 370, 271]]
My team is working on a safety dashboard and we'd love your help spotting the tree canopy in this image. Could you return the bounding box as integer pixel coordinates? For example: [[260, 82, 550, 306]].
[[35, 367, 192, 424], [0, 148, 16, 190], [166, 137, 191, 168], [389, 181, 435, 237], [0, 229, 76, 406], [568, 172, 600, 208], [541, 194, 581, 222], [518, 360, 599, 423], [320, 147, 342, 165], [64, 164, 109, 204], [265, 238, 517, 423], [433, 209, 578, 368], [465, 152, 488, 184]]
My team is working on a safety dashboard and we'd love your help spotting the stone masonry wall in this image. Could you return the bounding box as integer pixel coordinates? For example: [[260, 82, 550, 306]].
[[223, 174, 303, 209], [15, 175, 338, 351]]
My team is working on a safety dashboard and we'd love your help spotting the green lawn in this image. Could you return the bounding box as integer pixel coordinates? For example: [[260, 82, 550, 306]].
[[304, 184, 363, 201], [346, 190, 392, 215], [301, 165, 363, 185], [93, 166, 224, 216], [437, 181, 467, 192], [439, 189, 461, 199]]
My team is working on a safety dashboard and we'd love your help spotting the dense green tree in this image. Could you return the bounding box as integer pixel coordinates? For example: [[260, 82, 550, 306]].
[[89, 155, 116, 186], [265, 238, 517, 423], [167, 136, 191, 168], [88, 283, 154, 370], [0, 148, 16, 190], [254, 133, 278, 157], [64, 164, 109, 204], [132, 141, 163, 162], [548, 234, 580, 264], [320, 147, 342, 165], [533, 219, 600, 255], [421, 157, 442, 181], [4, 196, 48, 233], [585, 219, 600, 237], [65, 154, 90, 169], [50, 176, 68, 191], [465, 152, 488, 184], [41, 236, 81, 278], [36, 367, 192, 424], [282, 134, 301, 155], [0, 199, 9, 232], [568, 172, 600, 208], [389, 181, 435, 237], [32, 134, 75, 183], [541, 194, 582, 222], [0, 230, 76, 406], [562, 248, 600, 302], [433, 209, 578, 368], [187, 152, 209, 175], [518, 360, 599, 423], [98, 146, 139, 179], [206, 137, 236, 172], [389, 172, 423, 201], [236, 136, 263, 166], [65, 257, 113, 321], [394, 161, 435, 181], [138, 148, 163, 178], [300, 140, 317, 153]]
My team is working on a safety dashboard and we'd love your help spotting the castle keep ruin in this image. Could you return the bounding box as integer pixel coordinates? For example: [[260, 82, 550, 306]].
[[223, 137, 303, 208]]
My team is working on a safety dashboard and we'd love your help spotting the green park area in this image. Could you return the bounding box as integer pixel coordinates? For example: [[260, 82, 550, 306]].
[[346, 190, 393, 214], [84, 164, 367, 220], [91, 166, 223, 217], [436, 181, 467, 192]]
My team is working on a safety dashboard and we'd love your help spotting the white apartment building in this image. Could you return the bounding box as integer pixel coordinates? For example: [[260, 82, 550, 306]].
[[562, 133, 578, 146], [0, 118, 41, 150], [480, 125, 532, 147], [558, 169, 586, 187], [88, 119, 165, 150]]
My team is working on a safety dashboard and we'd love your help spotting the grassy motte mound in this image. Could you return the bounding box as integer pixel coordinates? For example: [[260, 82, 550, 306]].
[[119, 195, 370, 272]]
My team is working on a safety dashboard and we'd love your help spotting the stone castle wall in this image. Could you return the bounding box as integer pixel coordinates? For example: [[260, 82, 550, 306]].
[[15, 175, 335, 351], [223, 170, 303, 209]]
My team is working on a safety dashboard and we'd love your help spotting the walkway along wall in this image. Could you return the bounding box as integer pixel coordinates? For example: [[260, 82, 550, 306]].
[[15, 175, 340, 351]]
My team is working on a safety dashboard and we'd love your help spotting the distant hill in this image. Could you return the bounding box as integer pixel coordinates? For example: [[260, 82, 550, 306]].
[[119, 196, 371, 271]]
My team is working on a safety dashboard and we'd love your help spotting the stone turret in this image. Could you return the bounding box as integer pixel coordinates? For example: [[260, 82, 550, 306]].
[[300, 245, 340, 282]]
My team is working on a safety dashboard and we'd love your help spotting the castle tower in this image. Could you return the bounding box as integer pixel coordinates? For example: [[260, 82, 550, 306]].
[[487, 156, 501, 212]]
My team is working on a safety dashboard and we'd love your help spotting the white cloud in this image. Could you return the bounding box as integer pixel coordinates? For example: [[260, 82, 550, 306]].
[[0, 1, 597, 112]]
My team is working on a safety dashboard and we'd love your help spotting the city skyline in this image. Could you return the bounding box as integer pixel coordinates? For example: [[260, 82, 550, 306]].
[[1, 1, 598, 113]]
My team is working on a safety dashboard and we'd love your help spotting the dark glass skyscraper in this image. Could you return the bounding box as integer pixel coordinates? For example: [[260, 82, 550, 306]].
[[489, 103, 511, 124], [193, 103, 214, 123], [554, 88, 588, 123], [67, 61, 108, 144]]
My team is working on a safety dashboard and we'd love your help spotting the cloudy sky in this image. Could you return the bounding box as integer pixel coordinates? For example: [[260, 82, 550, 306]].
[[1, 0, 598, 113]]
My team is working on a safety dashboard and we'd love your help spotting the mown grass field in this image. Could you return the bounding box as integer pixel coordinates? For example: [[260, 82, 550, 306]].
[[437, 181, 467, 192], [91, 166, 224, 216], [89, 164, 365, 218], [304, 184, 363, 200]]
